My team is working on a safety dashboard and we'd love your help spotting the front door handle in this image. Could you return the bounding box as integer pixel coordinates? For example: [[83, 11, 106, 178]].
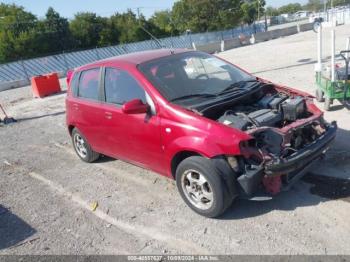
[[105, 112, 112, 120]]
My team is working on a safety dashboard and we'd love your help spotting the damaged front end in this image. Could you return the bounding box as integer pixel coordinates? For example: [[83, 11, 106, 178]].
[[205, 83, 338, 197], [238, 119, 337, 196]]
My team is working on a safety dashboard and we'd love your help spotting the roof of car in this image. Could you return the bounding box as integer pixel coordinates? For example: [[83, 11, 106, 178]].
[[77, 48, 191, 70]]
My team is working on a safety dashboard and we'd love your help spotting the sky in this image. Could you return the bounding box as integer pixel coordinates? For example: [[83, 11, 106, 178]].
[[2, 0, 309, 19]]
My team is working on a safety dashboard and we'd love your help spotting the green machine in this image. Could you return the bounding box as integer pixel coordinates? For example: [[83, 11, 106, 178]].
[[315, 27, 350, 111]]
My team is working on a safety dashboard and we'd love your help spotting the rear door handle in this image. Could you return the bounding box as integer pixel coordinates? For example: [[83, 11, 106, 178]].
[[73, 103, 79, 110], [105, 112, 112, 120]]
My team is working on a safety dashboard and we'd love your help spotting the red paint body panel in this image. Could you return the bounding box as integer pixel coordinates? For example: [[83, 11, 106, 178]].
[[65, 49, 322, 178]]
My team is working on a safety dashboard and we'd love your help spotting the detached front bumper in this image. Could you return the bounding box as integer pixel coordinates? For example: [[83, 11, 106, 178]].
[[265, 121, 337, 175]]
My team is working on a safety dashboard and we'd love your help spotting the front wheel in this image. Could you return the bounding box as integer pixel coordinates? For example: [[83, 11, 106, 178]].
[[176, 156, 232, 218]]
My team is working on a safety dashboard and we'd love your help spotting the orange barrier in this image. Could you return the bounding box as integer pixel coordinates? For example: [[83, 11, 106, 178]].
[[31, 73, 61, 98]]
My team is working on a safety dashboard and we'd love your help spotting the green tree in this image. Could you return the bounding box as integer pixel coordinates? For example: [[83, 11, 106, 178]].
[[149, 10, 176, 36], [69, 12, 105, 48], [241, 2, 257, 24], [304, 0, 323, 11], [265, 6, 279, 17], [109, 10, 160, 43], [36, 7, 72, 52], [172, 0, 243, 33], [333, 0, 350, 5], [0, 0, 283, 64], [278, 3, 302, 14], [98, 17, 119, 46], [110, 11, 140, 43], [0, 3, 38, 62]]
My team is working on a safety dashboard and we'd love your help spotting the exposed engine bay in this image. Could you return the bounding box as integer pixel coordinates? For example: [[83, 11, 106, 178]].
[[211, 85, 327, 159], [199, 82, 337, 196], [217, 94, 307, 132]]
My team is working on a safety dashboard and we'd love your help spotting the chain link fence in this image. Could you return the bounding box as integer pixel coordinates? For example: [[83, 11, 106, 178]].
[[0, 23, 266, 85], [2, 6, 350, 87]]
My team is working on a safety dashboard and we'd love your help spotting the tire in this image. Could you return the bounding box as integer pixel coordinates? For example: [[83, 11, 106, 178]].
[[315, 88, 325, 102], [175, 156, 233, 218], [324, 97, 331, 111], [71, 128, 100, 163]]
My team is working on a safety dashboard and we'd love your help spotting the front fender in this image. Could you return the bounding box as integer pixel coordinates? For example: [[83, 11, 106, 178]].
[[166, 136, 221, 158], [164, 134, 244, 176]]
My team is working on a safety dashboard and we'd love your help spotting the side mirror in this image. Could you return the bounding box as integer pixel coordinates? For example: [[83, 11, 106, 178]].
[[122, 99, 149, 114]]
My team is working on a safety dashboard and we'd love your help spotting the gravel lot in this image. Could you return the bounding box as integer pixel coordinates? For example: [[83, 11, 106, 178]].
[[1, 24, 350, 255]]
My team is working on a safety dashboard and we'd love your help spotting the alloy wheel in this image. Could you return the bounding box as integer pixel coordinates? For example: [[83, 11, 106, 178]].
[[181, 169, 214, 210], [74, 133, 87, 158]]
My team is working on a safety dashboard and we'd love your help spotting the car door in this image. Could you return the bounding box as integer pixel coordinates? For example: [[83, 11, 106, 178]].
[[73, 67, 106, 153], [99, 67, 163, 171]]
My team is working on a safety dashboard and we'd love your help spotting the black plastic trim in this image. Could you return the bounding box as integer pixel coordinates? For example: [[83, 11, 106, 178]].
[[265, 122, 337, 175]]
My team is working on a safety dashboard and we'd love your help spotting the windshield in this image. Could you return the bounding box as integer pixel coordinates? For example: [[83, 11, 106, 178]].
[[138, 51, 256, 103]]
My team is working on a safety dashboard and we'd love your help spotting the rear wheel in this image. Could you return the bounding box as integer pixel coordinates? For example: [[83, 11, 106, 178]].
[[72, 128, 100, 163], [175, 156, 233, 218]]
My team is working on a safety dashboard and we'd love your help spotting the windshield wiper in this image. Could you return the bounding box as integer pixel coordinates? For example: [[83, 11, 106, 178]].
[[170, 93, 217, 102], [217, 79, 260, 96]]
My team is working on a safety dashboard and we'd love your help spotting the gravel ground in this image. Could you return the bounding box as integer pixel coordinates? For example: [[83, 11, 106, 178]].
[[1, 24, 350, 255]]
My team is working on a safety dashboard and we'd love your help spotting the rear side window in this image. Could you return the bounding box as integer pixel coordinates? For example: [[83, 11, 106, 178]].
[[104, 67, 146, 105], [78, 68, 100, 100]]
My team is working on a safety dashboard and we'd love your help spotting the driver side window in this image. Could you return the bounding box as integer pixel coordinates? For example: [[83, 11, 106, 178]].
[[104, 68, 146, 105]]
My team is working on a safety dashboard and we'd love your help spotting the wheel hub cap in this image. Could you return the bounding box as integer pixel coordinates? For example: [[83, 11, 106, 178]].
[[74, 134, 87, 158], [181, 170, 213, 210]]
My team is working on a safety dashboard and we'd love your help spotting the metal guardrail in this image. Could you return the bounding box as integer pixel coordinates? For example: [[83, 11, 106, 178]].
[[0, 23, 266, 84]]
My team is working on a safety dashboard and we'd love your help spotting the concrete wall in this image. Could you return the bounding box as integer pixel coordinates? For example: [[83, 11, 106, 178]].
[[279, 25, 299, 37], [0, 79, 30, 92], [224, 38, 241, 49], [197, 37, 248, 53], [254, 31, 270, 43], [0, 71, 65, 92], [253, 24, 308, 44], [196, 42, 222, 54], [269, 29, 283, 39], [299, 23, 314, 32]]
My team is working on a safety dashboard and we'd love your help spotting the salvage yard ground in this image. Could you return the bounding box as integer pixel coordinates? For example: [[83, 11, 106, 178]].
[[1, 24, 350, 255]]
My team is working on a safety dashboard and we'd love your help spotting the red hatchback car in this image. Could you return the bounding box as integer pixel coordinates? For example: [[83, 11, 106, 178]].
[[66, 49, 337, 217]]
